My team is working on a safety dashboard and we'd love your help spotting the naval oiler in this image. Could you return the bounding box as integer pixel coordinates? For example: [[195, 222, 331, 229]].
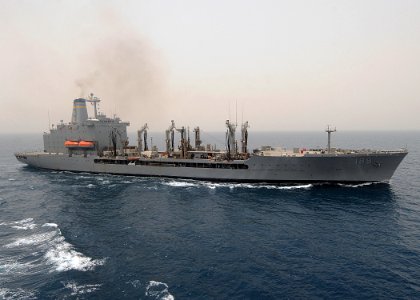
[[15, 94, 408, 183]]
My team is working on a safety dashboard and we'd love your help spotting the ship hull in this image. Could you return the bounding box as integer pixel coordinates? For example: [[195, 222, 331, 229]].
[[15, 151, 407, 183]]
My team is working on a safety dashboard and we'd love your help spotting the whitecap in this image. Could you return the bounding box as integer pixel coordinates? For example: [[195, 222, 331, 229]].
[[145, 281, 174, 300], [42, 223, 58, 228], [2, 219, 105, 273], [44, 241, 106, 272], [63, 281, 102, 296], [87, 184, 95, 188], [8, 178, 16, 181]]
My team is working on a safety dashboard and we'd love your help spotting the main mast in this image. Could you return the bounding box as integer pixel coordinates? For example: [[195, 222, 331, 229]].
[[326, 125, 336, 154]]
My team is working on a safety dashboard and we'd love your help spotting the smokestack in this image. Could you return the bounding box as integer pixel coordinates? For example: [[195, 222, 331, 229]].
[[71, 98, 89, 124]]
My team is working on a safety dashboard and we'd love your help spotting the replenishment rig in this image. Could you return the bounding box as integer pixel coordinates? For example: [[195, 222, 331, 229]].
[[16, 94, 407, 183]]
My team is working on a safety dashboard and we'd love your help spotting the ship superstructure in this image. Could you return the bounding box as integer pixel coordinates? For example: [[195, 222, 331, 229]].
[[43, 94, 129, 155], [16, 94, 408, 183]]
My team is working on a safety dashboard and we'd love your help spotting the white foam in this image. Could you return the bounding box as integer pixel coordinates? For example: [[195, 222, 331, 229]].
[[11, 224, 37, 230], [164, 181, 197, 188], [42, 223, 58, 228], [87, 184, 95, 188], [4, 231, 58, 248], [0, 218, 32, 226], [338, 182, 378, 188], [63, 281, 102, 296], [200, 182, 313, 190], [276, 184, 313, 190], [2, 219, 105, 274], [8, 178, 16, 181], [145, 281, 175, 300], [44, 241, 106, 272], [1, 218, 37, 230], [0, 288, 36, 300], [0, 259, 31, 275]]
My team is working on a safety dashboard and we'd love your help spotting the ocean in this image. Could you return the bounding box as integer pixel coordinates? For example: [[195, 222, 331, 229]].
[[0, 131, 419, 299]]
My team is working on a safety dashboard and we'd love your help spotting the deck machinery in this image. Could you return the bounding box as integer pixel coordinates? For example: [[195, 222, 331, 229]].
[[16, 94, 408, 183]]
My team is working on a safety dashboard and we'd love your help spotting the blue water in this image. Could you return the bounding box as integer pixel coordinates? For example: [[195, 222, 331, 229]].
[[1, 132, 419, 299]]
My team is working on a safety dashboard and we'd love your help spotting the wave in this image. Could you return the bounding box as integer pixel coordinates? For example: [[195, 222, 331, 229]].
[[0, 218, 37, 230], [145, 281, 174, 300], [163, 181, 198, 188], [160, 179, 313, 191], [273, 184, 313, 190], [2, 218, 105, 273], [337, 182, 382, 188], [0, 288, 37, 300], [63, 281, 102, 296], [4, 231, 58, 248], [201, 182, 313, 191], [42, 223, 58, 228], [44, 240, 106, 272]]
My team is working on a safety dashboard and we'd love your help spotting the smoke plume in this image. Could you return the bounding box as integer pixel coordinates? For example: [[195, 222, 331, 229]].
[[74, 21, 166, 124]]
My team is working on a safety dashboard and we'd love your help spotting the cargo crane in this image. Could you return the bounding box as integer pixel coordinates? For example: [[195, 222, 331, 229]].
[[137, 123, 149, 154], [241, 121, 249, 154], [226, 120, 237, 160], [176, 126, 189, 158], [165, 120, 176, 155], [193, 127, 202, 150]]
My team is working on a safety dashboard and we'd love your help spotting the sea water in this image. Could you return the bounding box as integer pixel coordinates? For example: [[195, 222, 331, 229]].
[[0, 132, 419, 299]]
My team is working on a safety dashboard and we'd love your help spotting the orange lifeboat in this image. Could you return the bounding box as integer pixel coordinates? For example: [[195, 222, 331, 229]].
[[78, 141, 95, 148], [64, 140, 79, 148]]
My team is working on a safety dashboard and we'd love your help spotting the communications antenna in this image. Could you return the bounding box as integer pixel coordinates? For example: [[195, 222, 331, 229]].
[[86, 93, 101, 119]]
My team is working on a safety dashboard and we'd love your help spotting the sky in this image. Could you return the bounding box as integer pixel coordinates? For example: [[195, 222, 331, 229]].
[[0, 0, 419, 133]]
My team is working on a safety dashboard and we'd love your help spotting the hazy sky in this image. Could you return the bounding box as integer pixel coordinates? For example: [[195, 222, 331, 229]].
[[1, 0, 419, 133]]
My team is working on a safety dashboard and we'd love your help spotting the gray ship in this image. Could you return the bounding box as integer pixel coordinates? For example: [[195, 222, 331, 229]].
[[15, 94, 407, 183]]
